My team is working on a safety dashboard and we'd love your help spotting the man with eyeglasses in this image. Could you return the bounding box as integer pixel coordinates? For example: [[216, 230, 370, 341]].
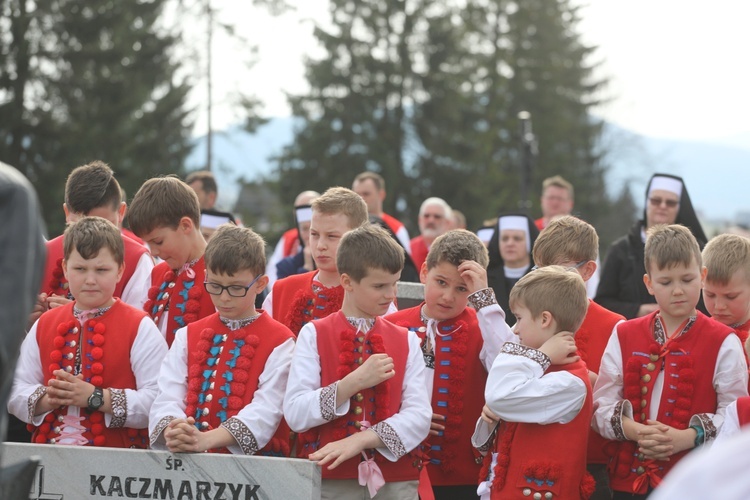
[[595, 173, 708, 319]]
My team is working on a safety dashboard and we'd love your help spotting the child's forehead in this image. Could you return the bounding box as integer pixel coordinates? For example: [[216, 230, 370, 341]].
[[310, 211, 352, 229], [648, 258, 701, 275], [66, 246, 117, 263], [206, 268, 254, 282]]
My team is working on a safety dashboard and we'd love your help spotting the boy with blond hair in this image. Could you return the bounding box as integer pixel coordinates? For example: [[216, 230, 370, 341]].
[[532, 215, 624, 497], [149, 225, 294, 456], [263, 187, 370, 335], [386, 229, 513, 499], [592, 224, 748, 499], [702, 233, 750, 345], [9, 217, 167, 448], [284, 224, 431, 499], [127, 176, 216, 346], [473, 266, 593, 499]]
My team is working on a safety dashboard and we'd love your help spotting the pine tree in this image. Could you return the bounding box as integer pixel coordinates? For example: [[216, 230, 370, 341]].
[[272, 0, 616, 232], [0, 1, 193, 234]]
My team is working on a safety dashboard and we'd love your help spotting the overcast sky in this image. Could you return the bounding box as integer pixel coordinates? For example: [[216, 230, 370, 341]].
[[198, 1, 750, 144]]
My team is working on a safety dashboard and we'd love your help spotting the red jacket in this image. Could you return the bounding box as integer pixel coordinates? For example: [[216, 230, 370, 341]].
[[42, 233, 149, 299], [609, 312, 731, 494], [33, 300, 149, 448], [386, 304, 485, 486], [480, 359, 594, 499], [301, 312, 421, 482], [185, 312, 294, 456], [144, 257, 215, 347], [270, 271, 344, 336]]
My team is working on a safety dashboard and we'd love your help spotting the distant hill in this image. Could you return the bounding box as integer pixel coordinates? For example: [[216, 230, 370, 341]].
[[187, 118, 750, 225]]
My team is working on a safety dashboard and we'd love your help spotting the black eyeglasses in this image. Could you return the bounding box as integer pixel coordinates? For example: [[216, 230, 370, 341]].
[[203, 274, 264, 297], [648, 197, 679, 208]]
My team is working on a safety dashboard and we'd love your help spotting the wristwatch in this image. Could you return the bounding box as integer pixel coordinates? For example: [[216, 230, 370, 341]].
[[87, 387, 104, 412]]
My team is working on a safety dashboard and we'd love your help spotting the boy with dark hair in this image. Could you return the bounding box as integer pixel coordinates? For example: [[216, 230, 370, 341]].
[[284, 224, 431, 499], [386, 229, 513, 499], [149, 224, 294, 456], [9, 217, 166, 448], [592, 224, 748, 499], [263, 187, 371, 335], [127, 176, 216, 346], [38, 161, 153, 316], [473, 266, 593, 499], [185, 170, 218, 210]]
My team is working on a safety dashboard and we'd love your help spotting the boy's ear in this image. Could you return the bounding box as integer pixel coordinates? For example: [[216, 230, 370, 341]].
[[340, 273, 353, 291], [63, 203, 73, 223], [254, 274, 269, 293], [540, 310, 554, 329], [178, 216, 195, 233], [116, 202, 127, 225], [419, 262, 429, 285], [643, 273, 655, 296], [116, 262, 125, 283], [61, 259, 68, 279], [580, 260, 597, 281], [700, 266, 707, 287]]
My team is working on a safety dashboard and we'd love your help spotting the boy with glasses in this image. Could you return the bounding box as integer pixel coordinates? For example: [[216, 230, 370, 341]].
[[149, 224, 294, 456]]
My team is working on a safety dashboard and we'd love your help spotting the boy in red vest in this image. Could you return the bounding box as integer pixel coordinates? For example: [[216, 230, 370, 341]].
[[704, 234, 750, 442], [263, 187, 371, 335], [35, 161, 153, 322], [9, 217, 167, 448], [386, 229, 513, 499], [149, 224, 294, 456], [592, 224, 748, 499], [284, 224, 431, 499], [531, 215, 625, 499], [126, 176, 216, 346], [473, 266, 593, 500]]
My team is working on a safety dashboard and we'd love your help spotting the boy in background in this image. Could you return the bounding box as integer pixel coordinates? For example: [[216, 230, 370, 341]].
[[473, 266, 593, 499], [284, 224, 431, 499], [38, 161, 153, 317], [127, 176, 216, 346], [592, 224, 747, 499], [9, 217, 166, 448], [531, 215, 625, 499], [149, 224, 294, 456], [264, 187, 370, 335], [386, 229, 513, 499]]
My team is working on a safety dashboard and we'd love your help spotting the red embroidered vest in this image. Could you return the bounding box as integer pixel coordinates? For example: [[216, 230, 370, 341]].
[[185, 312, 294, 456], [306, 312, 420, 482], [480, 359, 594, 499], [271, 271, 344, 336], [144, 258, 215, 347], [609, 311, 731, 494], [576, 300, 624, 465], [42, 233, 149, 299], [386, 304, 485, 486], [33, 300, 149, 448]]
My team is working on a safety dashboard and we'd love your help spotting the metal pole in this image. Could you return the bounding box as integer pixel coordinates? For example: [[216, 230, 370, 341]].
[[206, 0, 213, 171], [517, 111, 536, 215]]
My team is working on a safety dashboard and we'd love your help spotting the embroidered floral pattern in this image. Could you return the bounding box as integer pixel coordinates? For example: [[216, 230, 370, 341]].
[[372, 421, 406, 459], [109, 389, 127, 428], [150, 416, 176, 446], [221, 417, 259, 455], [28, 386, 48, 422], [319, 382, 337, 422], [468, 288, 497, 310], [500, 342, 551, 371], [693, 413, 718, 442], [611, 400, 627, 441]]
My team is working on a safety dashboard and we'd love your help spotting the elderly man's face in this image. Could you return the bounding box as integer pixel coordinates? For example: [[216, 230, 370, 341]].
[[419, 204, 449, 239]]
